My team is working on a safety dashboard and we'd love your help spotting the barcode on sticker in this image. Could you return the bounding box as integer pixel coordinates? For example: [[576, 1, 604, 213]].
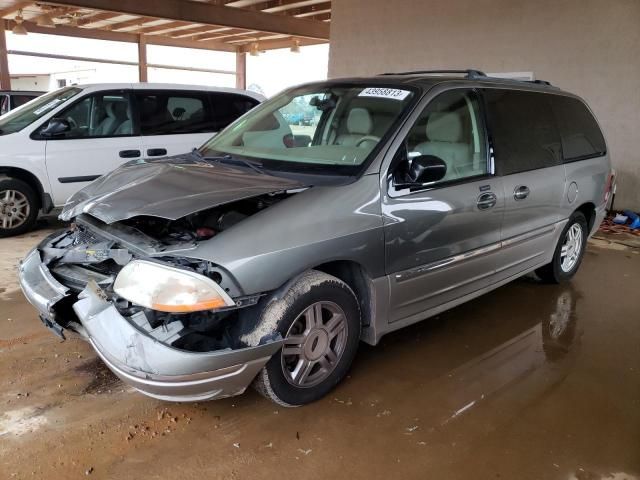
[[358, 88, 410, 101]]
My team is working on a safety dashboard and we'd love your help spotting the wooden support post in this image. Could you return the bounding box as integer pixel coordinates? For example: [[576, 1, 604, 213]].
[[138, 34, 148, 82], [235, 50, 246, 90], [0, 21, 11, 90]]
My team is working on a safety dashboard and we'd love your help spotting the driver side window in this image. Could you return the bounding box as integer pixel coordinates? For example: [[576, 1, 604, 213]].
[[44, 91, 133, 139], [399, 89, 488, 185]]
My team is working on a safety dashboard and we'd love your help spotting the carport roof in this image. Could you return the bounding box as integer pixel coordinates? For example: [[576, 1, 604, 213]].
[[0, 0, 331, 52]]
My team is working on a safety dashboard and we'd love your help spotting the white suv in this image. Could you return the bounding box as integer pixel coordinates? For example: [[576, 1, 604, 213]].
[[0, 83, 264, 237]]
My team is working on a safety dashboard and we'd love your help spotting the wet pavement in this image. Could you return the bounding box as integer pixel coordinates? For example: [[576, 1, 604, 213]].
[[0, 228, 638, 480]]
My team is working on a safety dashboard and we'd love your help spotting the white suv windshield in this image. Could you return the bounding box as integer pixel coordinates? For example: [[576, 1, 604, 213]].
[[0, 87, 82, 136], [200, 85, 416, 171]]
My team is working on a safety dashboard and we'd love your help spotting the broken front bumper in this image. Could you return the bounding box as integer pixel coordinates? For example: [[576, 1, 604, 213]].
[[18, 248, 282, 402]]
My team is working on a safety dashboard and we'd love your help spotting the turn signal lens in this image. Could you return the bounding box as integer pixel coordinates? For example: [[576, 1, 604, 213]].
[[114, 260, 234, 313]]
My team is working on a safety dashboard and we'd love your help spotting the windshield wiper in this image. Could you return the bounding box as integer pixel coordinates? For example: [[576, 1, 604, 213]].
[[221, 156, 267, 175], [195, 149, 267, 175]]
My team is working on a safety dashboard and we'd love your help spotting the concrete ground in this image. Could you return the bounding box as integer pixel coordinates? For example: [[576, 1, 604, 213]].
[[1, 223, 639, 480]]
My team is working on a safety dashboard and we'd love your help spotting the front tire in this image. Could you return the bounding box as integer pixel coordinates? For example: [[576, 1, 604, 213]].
[[536, 211, 588, 283], [245, 270, 361, 407], [0, 177, 39, 238]]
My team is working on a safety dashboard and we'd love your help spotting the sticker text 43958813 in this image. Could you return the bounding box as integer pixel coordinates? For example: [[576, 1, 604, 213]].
[[358, 87, 411, 101]]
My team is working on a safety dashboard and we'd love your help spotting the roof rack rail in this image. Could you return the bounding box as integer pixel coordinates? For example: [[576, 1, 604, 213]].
[[378, 69, 555, 87], [527, 79, 552, 86], [379, 69, 487, 78]]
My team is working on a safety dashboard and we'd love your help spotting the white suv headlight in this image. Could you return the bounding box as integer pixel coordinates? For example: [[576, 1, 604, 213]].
[[114, 260, 234, 313]]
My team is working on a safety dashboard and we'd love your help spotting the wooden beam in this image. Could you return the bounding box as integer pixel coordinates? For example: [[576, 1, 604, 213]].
[[137, 34, 147, 82], [46, 0, 330, 39], [132, 21, 196, 35], [29, 6, 81, 25], [0, 20, 10, 89], [4, 20, 238, 52], [238, 36, 324, 52], [263, 1, 330, 14], [7, 49, 234, 74], [105, 16, 156, 31], [235, 50, 246, 90]]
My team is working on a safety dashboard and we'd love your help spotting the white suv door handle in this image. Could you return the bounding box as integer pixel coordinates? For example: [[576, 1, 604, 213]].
[[513, 185, 530, 200]]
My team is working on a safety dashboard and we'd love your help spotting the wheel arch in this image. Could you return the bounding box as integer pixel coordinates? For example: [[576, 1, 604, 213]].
[[312, 260, 374, 328], [574, 201, 596, 231], [0, 167, 46, 211]]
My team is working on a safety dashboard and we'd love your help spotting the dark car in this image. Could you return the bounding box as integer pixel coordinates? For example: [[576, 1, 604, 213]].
[[0, 90, 44, 116]]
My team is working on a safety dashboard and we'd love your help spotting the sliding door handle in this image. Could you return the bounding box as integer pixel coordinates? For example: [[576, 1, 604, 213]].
[[119, 149, 141, 158], [147, 148, 168, 157], [477, 192, 497, 210]]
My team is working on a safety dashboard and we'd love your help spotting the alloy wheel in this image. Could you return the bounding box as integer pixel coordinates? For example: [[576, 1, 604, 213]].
[[0, 189, 31, 230], [560, 223, 583, 273], [281, 301, 348, 388]]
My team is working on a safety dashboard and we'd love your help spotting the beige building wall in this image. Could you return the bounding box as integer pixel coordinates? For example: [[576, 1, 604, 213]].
[[329, 0, 640, 210]]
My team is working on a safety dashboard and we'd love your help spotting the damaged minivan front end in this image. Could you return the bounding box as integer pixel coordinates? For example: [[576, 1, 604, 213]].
[[18, 157, 312, 401]]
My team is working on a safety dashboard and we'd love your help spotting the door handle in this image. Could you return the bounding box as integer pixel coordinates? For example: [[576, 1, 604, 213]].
[[119, 149, 141, 158], [513, 185, 530, 201], [147, 148, 168, 157], [477, 192, 497, 210]]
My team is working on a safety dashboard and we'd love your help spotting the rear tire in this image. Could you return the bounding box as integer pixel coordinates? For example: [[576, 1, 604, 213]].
[[0, 177, 39, 238], [244, 270, 361, 407], [536, 211, 588, 284]]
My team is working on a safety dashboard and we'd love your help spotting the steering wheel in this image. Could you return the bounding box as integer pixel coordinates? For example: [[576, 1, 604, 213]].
[[355, 135, 381, 147], [65, 117, 78, 129]]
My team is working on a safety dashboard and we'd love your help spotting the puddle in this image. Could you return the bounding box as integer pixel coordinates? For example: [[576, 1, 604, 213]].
[[570, 472, 639, 480], [75, 357, 122, 395]]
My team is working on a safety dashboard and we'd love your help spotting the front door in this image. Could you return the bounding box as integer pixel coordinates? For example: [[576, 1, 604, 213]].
[[383, 88, 505, 323], [482, 88, 566, 279], [42, 90, 141, 206]]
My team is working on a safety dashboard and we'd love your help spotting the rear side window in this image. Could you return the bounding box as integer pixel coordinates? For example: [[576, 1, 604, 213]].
[[210, 93, 259, 131], [483, 89, 562, 175], [549, 95, 606, 162], [136, 91, 213, 135]]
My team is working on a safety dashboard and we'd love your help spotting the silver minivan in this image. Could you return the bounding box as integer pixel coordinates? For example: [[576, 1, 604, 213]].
[[19, 70, 612, 406]]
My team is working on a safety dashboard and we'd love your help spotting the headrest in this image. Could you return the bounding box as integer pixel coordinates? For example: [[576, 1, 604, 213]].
[[347, 108, 373, 135], [426, 112, 463, 143], [106, 101, 129, 120]]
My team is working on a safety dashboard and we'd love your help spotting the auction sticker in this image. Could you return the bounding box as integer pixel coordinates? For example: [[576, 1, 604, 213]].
[[34, 98, 63, 116], [358, 87, 411, 101]]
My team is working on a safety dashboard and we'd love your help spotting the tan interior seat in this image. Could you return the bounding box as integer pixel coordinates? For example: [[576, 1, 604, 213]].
[[414, 112, 471, 180], [335, 108, 374, 146]]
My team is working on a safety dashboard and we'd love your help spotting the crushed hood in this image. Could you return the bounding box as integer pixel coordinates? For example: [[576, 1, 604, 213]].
[[60, 155, 306, 224]]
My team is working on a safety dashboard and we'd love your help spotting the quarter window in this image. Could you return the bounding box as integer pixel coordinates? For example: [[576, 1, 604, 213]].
[[549, 95, 606, 162], [137, 92, 212, 135], [484, 89, 562, 175], [398, 89, 488, 184]]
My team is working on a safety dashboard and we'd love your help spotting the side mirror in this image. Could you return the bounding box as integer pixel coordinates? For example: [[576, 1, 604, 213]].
[[40, 118, 71, 137], [406, 154, 447, 184]]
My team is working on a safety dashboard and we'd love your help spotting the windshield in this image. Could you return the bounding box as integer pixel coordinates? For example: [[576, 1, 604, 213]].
[[199, 84, 417, 174], [0, 87, 82, 136]]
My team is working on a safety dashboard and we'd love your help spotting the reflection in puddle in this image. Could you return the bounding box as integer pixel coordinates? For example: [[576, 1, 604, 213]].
[[434, 286, 579, 425]]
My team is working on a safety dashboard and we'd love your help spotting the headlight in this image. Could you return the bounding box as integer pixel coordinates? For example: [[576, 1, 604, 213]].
[[114, 260, 234, 313]]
